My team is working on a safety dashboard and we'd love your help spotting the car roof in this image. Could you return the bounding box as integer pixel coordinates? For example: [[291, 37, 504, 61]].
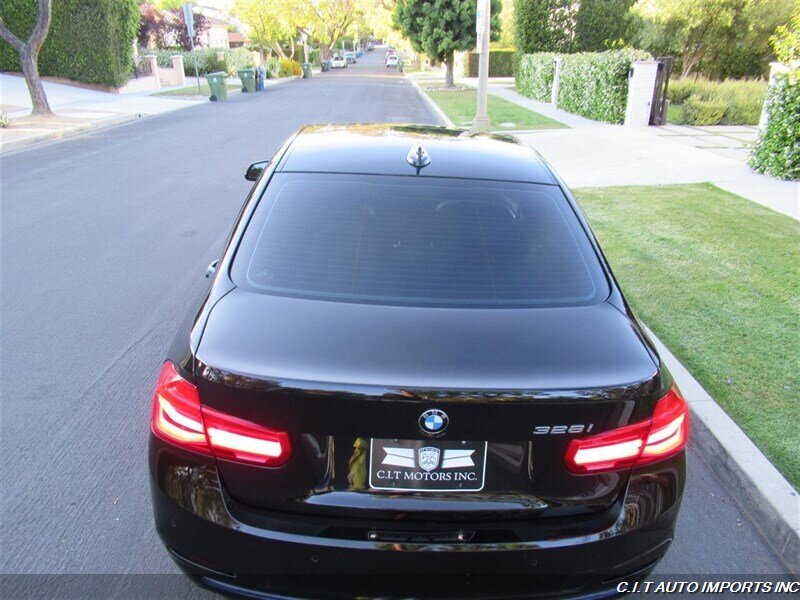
[[276, 124, 557, 184]]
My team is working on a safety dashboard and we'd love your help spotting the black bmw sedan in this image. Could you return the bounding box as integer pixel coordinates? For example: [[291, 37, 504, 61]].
[[149, 125, 688, 599]]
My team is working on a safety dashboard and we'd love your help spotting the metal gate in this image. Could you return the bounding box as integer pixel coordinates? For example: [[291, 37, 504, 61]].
[[650, 56, 674, 126]]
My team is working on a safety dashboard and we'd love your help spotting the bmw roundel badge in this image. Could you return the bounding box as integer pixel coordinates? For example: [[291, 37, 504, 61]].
[[419, 409, 449, 436]]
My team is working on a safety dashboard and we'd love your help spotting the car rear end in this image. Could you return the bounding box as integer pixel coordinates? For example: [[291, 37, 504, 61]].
[[149, 130, 688, 599]]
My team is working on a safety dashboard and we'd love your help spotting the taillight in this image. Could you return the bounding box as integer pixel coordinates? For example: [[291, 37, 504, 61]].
[[565, 387, 689, 474], [150, 361, 291, 467]]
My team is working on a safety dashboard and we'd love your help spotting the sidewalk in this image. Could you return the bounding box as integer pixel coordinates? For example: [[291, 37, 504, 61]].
[[486, 84, 799, 220], [0, 72, 307, 153], [0, 73, 203, 152]]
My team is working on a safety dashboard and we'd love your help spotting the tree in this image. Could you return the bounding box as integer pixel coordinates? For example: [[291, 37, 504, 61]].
[[232, 0, 299, 58], [574, 0, 635, 51], [170, 8, 209, 51], [631, 0, 794, 78], [513, 0, 575, 54], [771, 6, 800, 65], [296, 0, 368, 60], [393, 0, 502, 86], [0, 0, 52, 116]]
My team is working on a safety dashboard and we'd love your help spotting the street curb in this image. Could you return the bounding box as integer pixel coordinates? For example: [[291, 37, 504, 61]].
[[644, 326, 799, 575], [0, 113, 140, 154], [408, 78, 455, 127]]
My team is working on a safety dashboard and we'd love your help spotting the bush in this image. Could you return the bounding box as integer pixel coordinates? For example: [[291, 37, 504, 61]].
[[515, 52, 556, 102], [278, 58, 302, 77], [145, 48, 254, 77], [558, 48, 651, 123], [682, 94, 726, 125], [463, 49, 516, 77], [749, 72, 800, 180], [0, 0, 140, 88], [668, 76, 767, 125]]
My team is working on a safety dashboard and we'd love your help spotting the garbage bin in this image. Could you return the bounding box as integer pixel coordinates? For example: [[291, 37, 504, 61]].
[[238, 67, 256, 92], [398, 60, 404, 73], [205, 72, 228, 101], [302, 63, 312, 79], [321, 60, 331, 73], [255, 67, 265, 91]]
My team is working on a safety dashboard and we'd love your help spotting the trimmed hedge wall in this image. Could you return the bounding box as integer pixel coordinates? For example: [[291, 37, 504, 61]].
[[516, 52, 556, 102], [0, 0, 140, 88], [558, 49, 651, 123], [463, 49, 516, 77], [516, 49, 649, 123], [749, 72, 800, 180]]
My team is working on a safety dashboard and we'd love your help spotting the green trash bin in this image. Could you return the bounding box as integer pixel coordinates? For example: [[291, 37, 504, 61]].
[[302, 63, 312, 79], [238, 67, 256, 92], [205, 72, 228, 101], [398, 60, 404, 73]]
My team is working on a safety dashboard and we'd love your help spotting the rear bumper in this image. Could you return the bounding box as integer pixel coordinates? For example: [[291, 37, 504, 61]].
[[150, 436, 685, 599]]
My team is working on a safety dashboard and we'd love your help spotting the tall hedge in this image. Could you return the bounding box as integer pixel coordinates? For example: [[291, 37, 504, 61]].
[[464, 49, 516, 77], [558, 49, 650, 123], [574, 0, 635, 52], [0, 0, 140, 88], [515, 52, 556, 102], [514, 0, 575, 54], [749, 73, 800, 180]]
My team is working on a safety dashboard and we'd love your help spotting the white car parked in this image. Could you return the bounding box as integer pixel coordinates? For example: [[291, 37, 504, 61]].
[[386, 54, 399, 68], [331, 56, 347, 69]]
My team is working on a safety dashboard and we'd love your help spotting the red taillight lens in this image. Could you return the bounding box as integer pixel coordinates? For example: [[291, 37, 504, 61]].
[[565, 387, 689, 475], [202, 407, 291, 466], [151, 361, 211, 455], [150, 362, 291, 466]]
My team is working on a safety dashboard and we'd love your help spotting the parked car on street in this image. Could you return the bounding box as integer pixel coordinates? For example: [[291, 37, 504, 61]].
[[344, 51, 356, 64], [331, 55, 347, 69], [150, 124, 689, 600], [386, 54, 399, 68]]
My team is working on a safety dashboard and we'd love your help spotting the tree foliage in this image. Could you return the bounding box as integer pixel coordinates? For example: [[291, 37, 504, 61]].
[[393, 0, 501, 85], [771, 6, 800, 65], [574, 0, 635, 51], [296, 0, 369, 59], [630, 0, 794, 78], [231, 0, 298, 55]]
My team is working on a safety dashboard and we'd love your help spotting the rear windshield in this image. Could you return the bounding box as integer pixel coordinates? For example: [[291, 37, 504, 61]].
[[232, 174, 608, 308]]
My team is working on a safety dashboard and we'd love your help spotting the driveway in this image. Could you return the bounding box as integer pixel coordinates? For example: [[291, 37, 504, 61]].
[[0, 50, 788, 597]]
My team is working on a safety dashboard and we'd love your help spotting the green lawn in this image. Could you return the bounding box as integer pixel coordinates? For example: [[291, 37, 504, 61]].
[[575, 183, 799, 488], [425, 88, 567, 130], [154, 83, 239, 97]]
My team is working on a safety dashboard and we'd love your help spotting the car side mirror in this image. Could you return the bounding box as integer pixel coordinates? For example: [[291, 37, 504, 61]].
[[245, 160, 270, 181], [205, 259, 219, 278]]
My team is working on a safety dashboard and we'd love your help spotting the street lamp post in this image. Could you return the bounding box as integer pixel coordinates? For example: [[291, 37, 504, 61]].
[[472, 0, 490, 131]]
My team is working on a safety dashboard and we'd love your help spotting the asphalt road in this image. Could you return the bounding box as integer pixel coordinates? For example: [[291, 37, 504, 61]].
[[0, 51, 787, 598]]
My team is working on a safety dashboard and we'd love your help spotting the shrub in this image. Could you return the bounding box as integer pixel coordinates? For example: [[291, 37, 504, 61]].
[[558, 48, 651, 123], [145, 48, 253, 77], [464, 49, 516, 77], [0, 0, 140, 88], [682, 94, 726, 125], [667, 76, 767, 125], [0, 112, 9, 128], [278, 58, 302, 77], [515, 52, 556, 102], [749, 72, 800, 180]]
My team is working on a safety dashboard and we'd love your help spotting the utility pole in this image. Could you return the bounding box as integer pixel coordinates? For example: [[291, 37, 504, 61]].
[[472, 0, 490, 131]]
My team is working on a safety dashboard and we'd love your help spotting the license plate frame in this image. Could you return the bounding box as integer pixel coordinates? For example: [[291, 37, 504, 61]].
[[368, 438, 488, 492]]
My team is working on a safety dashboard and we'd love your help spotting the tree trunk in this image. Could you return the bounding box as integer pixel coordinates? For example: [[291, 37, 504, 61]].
[[20, 47, 51, 116], [444, 56, 454, 87]]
